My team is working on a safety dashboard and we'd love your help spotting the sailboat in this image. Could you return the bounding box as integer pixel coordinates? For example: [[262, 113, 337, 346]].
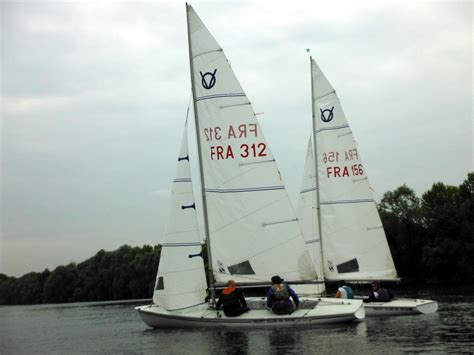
[[297, 57, 438, 316], [135, 4, 364, 328]]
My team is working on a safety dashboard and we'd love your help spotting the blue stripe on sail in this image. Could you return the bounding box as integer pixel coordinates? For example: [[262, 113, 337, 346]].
[[305, 238, 320, 244], [196, 93, 246, 102], [173, 178, 192, 183], [162, 242, 202, 248], [316, 124, 350, 133], [300, 186, 318, 194], [205, 185, 285, 194], [320, 199, 375, 206]]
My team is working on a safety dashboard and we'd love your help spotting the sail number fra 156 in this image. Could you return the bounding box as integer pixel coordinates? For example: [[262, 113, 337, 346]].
[[322, 149, 364, 178]]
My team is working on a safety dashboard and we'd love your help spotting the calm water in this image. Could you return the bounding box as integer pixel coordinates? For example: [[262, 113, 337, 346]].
[[1, 289, 473, 354]]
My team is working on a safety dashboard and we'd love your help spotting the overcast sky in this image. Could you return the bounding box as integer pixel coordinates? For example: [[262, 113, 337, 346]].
[[1, 0, 472, 277]]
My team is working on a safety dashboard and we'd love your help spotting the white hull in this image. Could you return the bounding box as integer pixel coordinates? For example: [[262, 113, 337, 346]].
[[363, 298, 438, 316], [136, 297, 364, 329]]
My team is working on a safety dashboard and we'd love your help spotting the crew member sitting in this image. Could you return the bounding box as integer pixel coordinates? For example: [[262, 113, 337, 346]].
[[364, 281, 393, 303], [335, 280, 354, 299], [266, 275, 300, 315], [216, 280, 250, 317]]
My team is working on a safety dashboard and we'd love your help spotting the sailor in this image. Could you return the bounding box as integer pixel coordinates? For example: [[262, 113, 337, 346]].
[[216, 280, 250, 317], [364, 281, 393, 302], [266, 275, 300, 315], [335, 280, 354, 299]]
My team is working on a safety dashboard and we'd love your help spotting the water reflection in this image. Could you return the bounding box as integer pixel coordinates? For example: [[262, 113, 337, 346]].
[[211, 330, 249, 355], [268, 329, 303, 354]]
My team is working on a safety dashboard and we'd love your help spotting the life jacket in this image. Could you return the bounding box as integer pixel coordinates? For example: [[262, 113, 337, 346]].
[[272, 284, 289, 302], [343, 286, 354, 299], [220, 287, 240, 308], [375, 288, 391, 302]]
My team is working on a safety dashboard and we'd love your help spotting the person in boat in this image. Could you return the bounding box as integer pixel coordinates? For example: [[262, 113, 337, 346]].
[[364, 281, 393, 303], [216, 280, 250, 317], [335, 280, 354, 299], [266, 275, 300, 315]]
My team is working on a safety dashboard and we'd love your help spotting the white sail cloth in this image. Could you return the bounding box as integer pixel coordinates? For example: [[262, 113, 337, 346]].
[[153, 124, 208, 310], [297, 138, 325, 283], [188, 5, 316, 284], [310, 58, 398, 281]]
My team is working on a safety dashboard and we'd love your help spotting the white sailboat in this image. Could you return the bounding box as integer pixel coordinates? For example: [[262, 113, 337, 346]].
[[135, 4, 365, 328], [296, 57, 438, 316]]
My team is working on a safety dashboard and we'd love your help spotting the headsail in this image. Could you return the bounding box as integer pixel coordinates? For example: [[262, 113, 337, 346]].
[[187, 4, 316, 285], [297, 137, 325, 283], [153, 119, 208, 310], [311, 58, 398, 281]]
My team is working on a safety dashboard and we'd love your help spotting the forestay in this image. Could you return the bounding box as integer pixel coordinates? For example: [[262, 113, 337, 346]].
[[153, 121, 208, 310], [311, 58, 398, 281], [187, 5, 316, 284]]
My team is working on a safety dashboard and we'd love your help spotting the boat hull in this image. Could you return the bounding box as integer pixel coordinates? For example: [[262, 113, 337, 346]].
[[364, 298, 438, 316], [136, 297, 364, 329]]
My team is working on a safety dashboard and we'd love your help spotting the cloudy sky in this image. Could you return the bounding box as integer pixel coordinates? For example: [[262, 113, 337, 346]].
[[1, 0, 472, 277]]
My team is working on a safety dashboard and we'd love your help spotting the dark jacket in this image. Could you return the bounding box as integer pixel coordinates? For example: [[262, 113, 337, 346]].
[[266, 283, 300, 310], [364, 287, 393, 303], [216, 287, 247, 316]]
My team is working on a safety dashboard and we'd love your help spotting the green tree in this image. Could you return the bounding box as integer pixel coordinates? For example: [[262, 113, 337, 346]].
[[378, 185, 426, 283]]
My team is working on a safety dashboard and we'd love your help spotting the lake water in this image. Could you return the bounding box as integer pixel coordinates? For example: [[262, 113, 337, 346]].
[[1, 289, 473, 354]]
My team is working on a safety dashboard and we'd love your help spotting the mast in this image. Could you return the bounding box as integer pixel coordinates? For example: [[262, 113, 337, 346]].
[[185, 3, 216, 304], [310, 56, 325, 280]]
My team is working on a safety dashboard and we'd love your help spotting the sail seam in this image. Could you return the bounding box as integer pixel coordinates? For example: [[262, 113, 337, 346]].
[[205, 186, 285, 193], [305, 238, 320, 244], [320, 199, 375, 205], [196, 93, 246, 101]]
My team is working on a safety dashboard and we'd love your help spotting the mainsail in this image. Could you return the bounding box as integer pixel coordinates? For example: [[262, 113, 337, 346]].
[[187, 5, 316, 285], [310, 58, 398, 281], [153, 120, 208, 310]]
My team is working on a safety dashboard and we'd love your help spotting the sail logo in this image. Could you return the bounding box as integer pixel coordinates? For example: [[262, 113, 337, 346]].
[[200, 69, 217, 89], [320, 106, 335, 123], [217, 260, 226, 273]]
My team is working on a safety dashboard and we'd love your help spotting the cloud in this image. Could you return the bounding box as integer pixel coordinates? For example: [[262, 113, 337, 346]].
[[1, 0, 471, 276]]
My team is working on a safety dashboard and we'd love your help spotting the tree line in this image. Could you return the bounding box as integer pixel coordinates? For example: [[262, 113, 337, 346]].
[[0, 173, 472, 305]]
